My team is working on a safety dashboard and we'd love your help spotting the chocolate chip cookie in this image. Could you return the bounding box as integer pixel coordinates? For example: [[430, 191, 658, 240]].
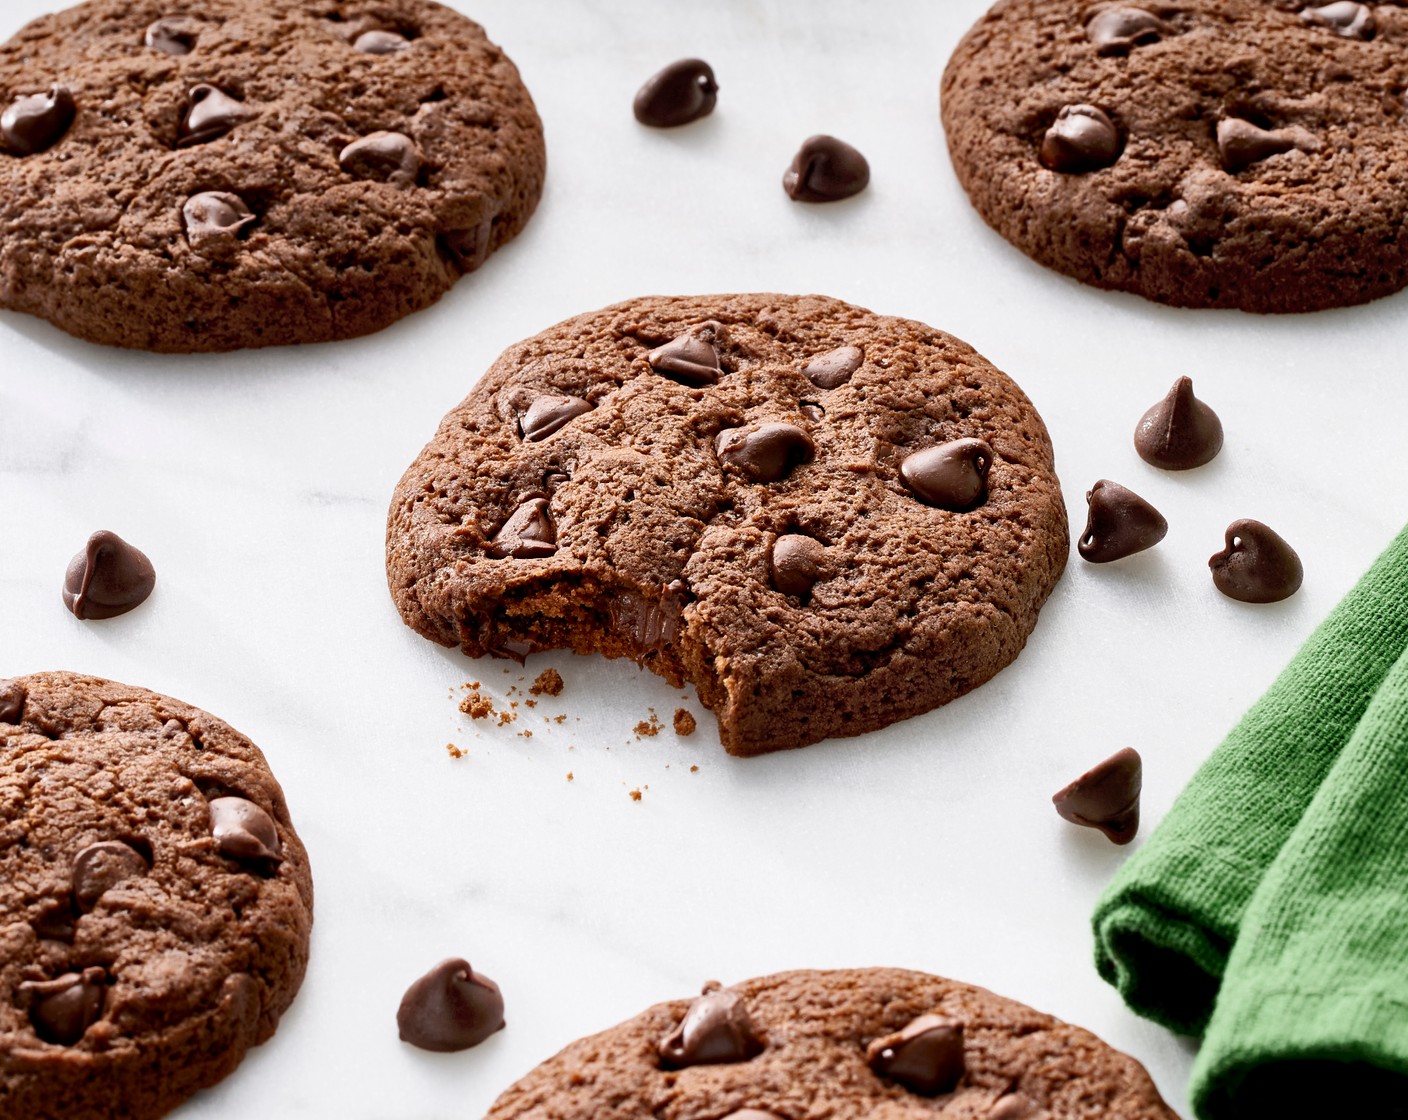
[[385, 294, 1068, 757], [484, 967, 1179, 1119], [0, 0, 545, 352], [0, 672, 313, 1120], [942, 0, 1408, 312]]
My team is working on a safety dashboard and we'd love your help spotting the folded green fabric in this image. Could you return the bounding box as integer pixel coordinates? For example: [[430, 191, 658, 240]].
[[1191, 640, 1408, 1116], [1093, 524, 1408, 1037]]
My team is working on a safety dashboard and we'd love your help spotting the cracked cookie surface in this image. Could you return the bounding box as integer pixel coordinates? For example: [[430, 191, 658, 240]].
[[385, 294, 1068, 757], [483, 967, 1179, 1119], [0, 0, 545, 351], [942, 0, 1408, 312], [0, 671, 313, 1120]]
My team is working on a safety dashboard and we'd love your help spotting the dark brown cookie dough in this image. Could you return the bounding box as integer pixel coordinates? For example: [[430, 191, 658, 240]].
[[941, 0, 1408, 312], [0, 0, 545, 352], [0, 671, 313, 1120], [386, 294, 1068, 757], [483, 967, 1179, 1119]]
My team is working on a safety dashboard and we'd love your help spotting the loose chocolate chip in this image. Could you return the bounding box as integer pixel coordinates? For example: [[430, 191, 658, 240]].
[[62, 530, 156, 621], [1209, 519, 1303, 604], [72, 840, 149, 912], [783, 135, 870, 203], [989, 1093, 1039, 1119], [866, 1014, 966, 1096], [21, 968, 107, 1045], [1300, 2, 1376, 39], [397, 958, 505, 1051], [715, 423, 816, 483], [521, 395, 592, 441], [1053, 747, 1142, 844], [658, 984, 765, 1068], [771, 535, 825, 596], [1040, 105, 1120, 173], [633, 59, 718, 127], [339, 130, 421, 188], [0, 679, 24, 723], [1086, 7, 1168, 55], [488, 498, 558, 559], [145, 17, 200, 55], [178, 84, 255, 147], [1134, 376, 1223, 470], [355, 28, 411, 53], [182, 191, 256, 247], [803, 345, 863, 389], [1078, 480, 1167, 563], [208, 796, 282, 864], [1217, 118, 1301, 173], [1, 85, 76, 156], [900, 438, 993, 511], [648, 334, 722, 386]]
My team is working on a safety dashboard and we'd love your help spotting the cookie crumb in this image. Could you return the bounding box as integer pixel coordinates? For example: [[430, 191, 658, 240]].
[[446, 743, 464, 759], [555, 715, 566, 724], [673, 709, 696, 736], [459, 689, 494, 719], [530, 668, 564, 697], [497, 709, 516, 726], [519, 729, 533, 739], [690, 765, 699, 773], [634, 709, 663, 739], [525, 698, 537, 708], [567, 771, 574, 781], [629, 788, 642, 802]]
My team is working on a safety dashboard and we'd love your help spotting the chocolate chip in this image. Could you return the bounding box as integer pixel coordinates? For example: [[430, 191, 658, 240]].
[[1078, 480, 1167, 563], [610, 582, 686, 654], [0, 679, 24, 724], [900, 438, 992, 511], [355, 29, 411, 53], [182, 191, 256, 248], [339, 131, 421, 188], [715, 423, 816, 483], [178, 84, 255, 147], [208, 796, 282, 864], [866, 1014, 965, 1096], [783, 135, 870, 202], [1217, 118, 1300, 172], [1300, 2, 1376, 39], [439, 217, 496, 274], [771, 535, 825, 596], [633, 59, 718, 127], [397, 958, 505, 1051], [521, 395, 592, 441], [1134, 376, 1223, 470], [803, 345, 863, 389], [1209, 520, 1303, 604], [489, 498, 557, 559], [1039, 105, 1120, 173], [647, 334, 722, 386], [72, 840, 149, 912], [1086, 7, 1168, 55], [62, 530, 156, 621], [990, 1093, 1040, 1119], [21, 968, 107, 1045], [145, 17, 200, 55], [2, 85, 76, 156], [1053, 747, 1142, 844], [658, 984, 765, 1068]]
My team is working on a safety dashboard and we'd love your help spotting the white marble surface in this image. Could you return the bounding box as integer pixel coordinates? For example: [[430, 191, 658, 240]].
[[3, 1, 1408, 1117]]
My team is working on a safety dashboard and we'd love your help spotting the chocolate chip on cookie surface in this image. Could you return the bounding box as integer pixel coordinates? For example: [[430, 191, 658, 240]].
[[483, 968, 1179, 1118], [0, 0, 545, 352], [0, 671, 313, 1120], [385, 294, 1068, 757], [942, 0, 1408, 312]]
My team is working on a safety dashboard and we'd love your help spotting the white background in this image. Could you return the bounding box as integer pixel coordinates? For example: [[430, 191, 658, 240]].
[[4, 2, 1407, 1117]]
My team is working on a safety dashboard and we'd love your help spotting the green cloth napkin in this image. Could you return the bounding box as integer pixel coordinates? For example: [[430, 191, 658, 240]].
[[1091, 524, 1408, 1114]]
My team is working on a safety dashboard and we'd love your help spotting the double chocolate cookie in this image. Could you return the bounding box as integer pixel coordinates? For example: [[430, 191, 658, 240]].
[[386, 294, 1067, 756], [942, 1, 1408, 312], [484, 967, 1179, 1118], [0, 0, 545, 351], [0, 672, 313, 1120]]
